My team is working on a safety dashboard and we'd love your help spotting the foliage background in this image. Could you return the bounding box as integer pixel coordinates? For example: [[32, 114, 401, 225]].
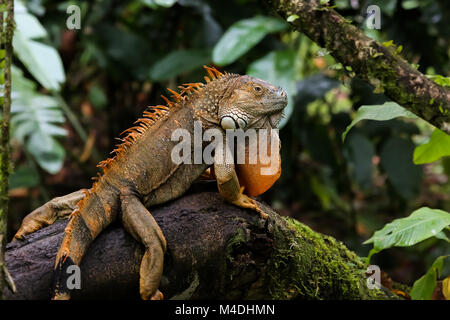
[[6, 0, 450, 291]]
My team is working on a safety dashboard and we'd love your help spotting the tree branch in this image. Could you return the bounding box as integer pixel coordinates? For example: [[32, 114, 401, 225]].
[[265, 0, 450, 133], [4, 192, 394, 300]]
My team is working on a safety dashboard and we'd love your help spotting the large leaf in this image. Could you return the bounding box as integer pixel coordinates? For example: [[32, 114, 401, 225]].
[[11, 66, 67, 174], [26, 131, 66, 174], [380, 137, 422, 200], [342, 102, 417, 141], [213, 16, 288, 66], [13, 1, 65, 91], [150, 49, 211, 81], [247, 50, 297, 128], [364, 207, 450, 252], [413, 129, 450, 164], [14, 1, 47, 39], [411, 256, 449, 300]]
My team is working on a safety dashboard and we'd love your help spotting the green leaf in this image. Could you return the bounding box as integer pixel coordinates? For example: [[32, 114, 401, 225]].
[[14, 1, 47, 39], [12, 3, 65, 91], [11, 66, 67, 174], [9, 165, 39, 190], [364, 208, 450, 252], [342, 102, 417, 141], [13, 31, 66, 91], [27, 130, 65, 174], [429, 75, 450, 87], [413, 129, 450, 164], [382, 40, 394, 47], [247, 49, 297, 128], [141, 0, 177, 8], [411, 256, 449, 300], [402, 0, 420, 10], [434, 231, 450, 243], [213, 16, 288, 66], [150, 49, 211, 81], [380, 137, 422, 200], [287, 14, 299, 22]]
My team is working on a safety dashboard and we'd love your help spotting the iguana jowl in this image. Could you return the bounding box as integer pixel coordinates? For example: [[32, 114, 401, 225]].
[[13, 66, 287, 300]]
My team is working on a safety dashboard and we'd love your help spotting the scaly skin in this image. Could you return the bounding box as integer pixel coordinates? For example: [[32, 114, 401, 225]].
[[14, 66, 287, 300]]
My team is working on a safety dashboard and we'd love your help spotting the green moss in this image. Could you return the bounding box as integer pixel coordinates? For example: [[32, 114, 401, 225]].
[[225, 227, 249, 263], [267, 216, 387, 300]]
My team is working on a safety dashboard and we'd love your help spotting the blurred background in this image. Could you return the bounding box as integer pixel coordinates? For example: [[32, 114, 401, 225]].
[[6, 0, 450, 288]]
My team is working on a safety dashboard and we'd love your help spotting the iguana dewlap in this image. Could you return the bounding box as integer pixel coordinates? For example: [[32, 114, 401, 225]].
[[237, 131, 281, 197], [13, 66, 288, 300]]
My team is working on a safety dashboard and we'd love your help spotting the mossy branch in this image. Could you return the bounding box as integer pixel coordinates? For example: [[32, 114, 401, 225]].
[[4, 192, 395, 300], [264, 0, 450, 134]]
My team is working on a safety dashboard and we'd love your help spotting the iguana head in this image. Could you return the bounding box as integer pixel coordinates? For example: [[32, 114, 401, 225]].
[[218, 75, 288, 130]]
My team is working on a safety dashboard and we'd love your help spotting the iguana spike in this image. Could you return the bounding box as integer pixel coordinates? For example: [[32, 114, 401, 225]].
[[205, 68, 216, 79], [203, 65, 223, 79], [167, 88, 182, 101], [160, 95, 173, 106], [92, 65, 231, 185], [211, 68, 223, 78], [120, 127, 135, 135], [143, 110, 156, 118]]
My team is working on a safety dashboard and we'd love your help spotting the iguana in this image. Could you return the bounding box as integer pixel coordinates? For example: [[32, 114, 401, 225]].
[[13, 66, 287, 300]]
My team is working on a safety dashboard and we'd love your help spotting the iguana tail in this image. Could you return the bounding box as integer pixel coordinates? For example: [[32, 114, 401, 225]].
[[52, 188, 117, 299]]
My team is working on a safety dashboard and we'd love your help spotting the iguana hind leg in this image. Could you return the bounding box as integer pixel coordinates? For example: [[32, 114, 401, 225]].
[[53, 190, 114, 300], [14, 189, 88, 241], [120, 191, 166, 300]]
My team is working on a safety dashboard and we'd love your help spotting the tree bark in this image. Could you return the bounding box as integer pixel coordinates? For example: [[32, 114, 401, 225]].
[[264, 0, 450, 134], [4, 192, 395, 300], [0, 0, 14, 299]]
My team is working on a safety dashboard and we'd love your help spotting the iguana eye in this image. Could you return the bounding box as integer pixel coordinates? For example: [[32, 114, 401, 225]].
[[254, 85, 262, 92]]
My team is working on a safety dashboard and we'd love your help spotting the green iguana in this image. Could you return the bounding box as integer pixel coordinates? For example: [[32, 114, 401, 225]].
[[13, 66, 287, 300]]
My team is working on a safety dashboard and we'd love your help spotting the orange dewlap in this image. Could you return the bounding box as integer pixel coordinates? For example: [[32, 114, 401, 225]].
[[236, 133, 281, 197]]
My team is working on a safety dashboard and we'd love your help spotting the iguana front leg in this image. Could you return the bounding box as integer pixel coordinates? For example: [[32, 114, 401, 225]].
[[14, 189, 88, 240], [120, 190, 167, 300], [214, 137, 268, 220]]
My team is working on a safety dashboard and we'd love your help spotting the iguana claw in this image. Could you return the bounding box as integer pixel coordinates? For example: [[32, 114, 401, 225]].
[[147, 289, 164, 300], [232, 187, 269, 220]]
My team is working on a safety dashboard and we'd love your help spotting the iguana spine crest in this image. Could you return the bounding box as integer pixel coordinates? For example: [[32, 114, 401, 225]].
[[77, 66, 228, 211]]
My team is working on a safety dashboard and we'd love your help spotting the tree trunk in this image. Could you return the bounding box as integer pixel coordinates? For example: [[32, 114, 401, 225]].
[[0, 0, 14, 299], [4, 192, 395, 300], [264, 0, 450, 134]]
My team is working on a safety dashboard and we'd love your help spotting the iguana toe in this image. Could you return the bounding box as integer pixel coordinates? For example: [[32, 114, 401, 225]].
[[232, 187, 269, 220], [151, 289, 164, 300]]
